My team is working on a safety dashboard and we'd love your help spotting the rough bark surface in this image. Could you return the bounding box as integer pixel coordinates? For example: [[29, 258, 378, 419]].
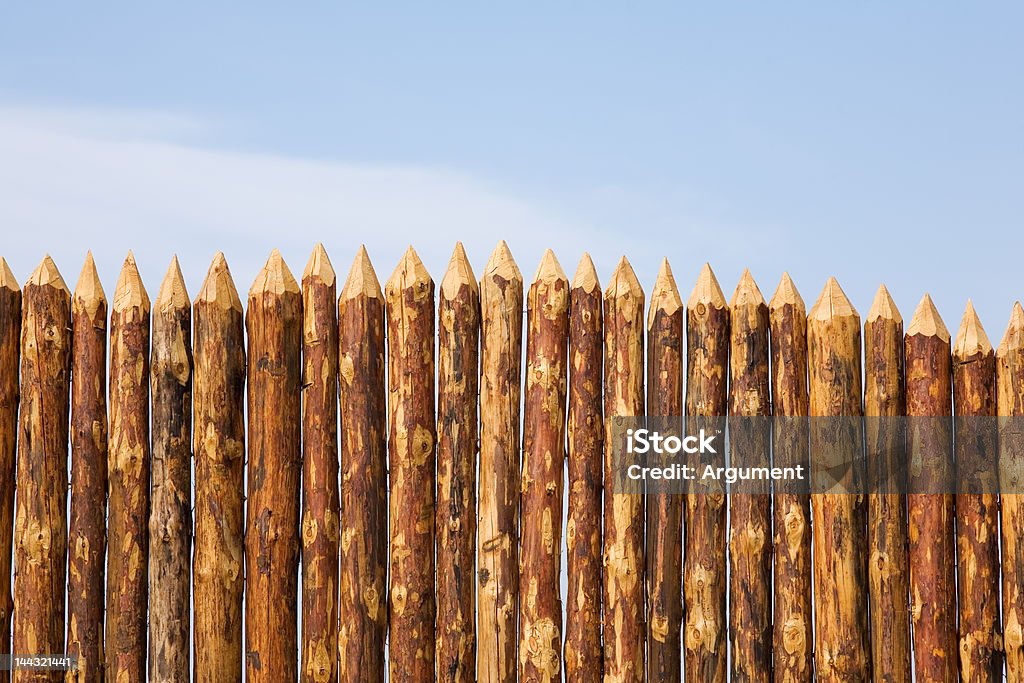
[[0, 260, 20, 683], [337, 246, 387, 682], [806, 278, 870, 682], [683, 264, 728, 683], [149, 257, 193, 683], [905, 295, 956, 683], [728, 270, 772, 682], [12, 257, 69, 683], [645, 259, 683, 683], [105, 253, 151, 683], [436, 243, 479, 683], [519, 250, 568, 683], [300, 244, 340, 683], [863, 285, 911, 683], [768, 273, 813, 683], [384, 247, 437, 681], [192, 253, 246, 683], [477, 241, 523, 683], [953, 303, 1002, 683], [603, 257, 645, 683], [245, 249, 302, 683], [564, 254, 603, 683]]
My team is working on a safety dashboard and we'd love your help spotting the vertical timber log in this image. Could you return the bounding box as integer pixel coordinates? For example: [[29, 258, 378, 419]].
[[0, 259, 19, 683]]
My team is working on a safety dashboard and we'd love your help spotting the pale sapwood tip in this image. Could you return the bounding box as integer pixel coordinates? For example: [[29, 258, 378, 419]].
[[997, 302, 1024, 357], [250, 249, 300, 297], [866, 284, 901, 324], [113, 252, 150, 312], [385, 245, 432, 294], [0, 257, 19, 292], [648, 258, 682, 326], [73, 251, 106, 309], [808, 276, 858, 322], [605, 256, 644, 300], [155, 255, 190, 311], [953, 299, 993, 358], [532, 248, 567, 284], [27, 254, 70, 295], [571, 252, 600, 293], [686, 262, 726, 310], [302, 243, 336, 286], [197, 253, 242, 311], [728, 268, 766, 309], [769, 272, 805, 312], [906, 293, 950, 342], [340, 245, 383, 302], [441, 242, 478, 299], [482, 239, 522, 285]]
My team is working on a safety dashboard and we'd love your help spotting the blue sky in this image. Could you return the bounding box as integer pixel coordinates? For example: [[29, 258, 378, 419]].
[[1, 3, 1022, 340]]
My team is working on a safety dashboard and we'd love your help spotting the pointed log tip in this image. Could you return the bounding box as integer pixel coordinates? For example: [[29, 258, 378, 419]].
[[340, 245, 383, 302], [196, 252, 242, 311], [482, 239, 522, 285], [112, 252, 150, 312], [441, 242, 478, 298], [571, 252, 600, 293], [866, 284, 901, 324], [648, 258, 682, 325], [73, 252, 105, 308], [686, 262, 726, 310], [0, 257, 19, 292], [954, 300, 993, 358], [605, 256, 644, 300], [155, 255, 190, 311], [250, 249, 300, 298], [302, 242, 336, 286], [768, 272, 804, 312], [27, 254, 70, 294], [906, 293, 950, 342], [532, 248, 567, 284], [728, 268, 766, 308], [385, 245, 432, 293], [997, 302, 1024, 356], [808, 277, 858, 322]]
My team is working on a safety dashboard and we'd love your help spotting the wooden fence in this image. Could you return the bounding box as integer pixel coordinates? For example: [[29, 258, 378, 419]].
[[0, 242, 1021, 682]]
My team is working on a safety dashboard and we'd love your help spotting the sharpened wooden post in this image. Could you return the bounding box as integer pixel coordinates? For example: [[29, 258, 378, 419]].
[[998, 302, 1024, 679], [768, 273, 812, 682], [645, 259, 683, 683], [436, 243, 479, 682], [478, 240, 523, 683], [193, 253, 245, 683], [953, 301, 1001, 682], [728, 269, 772, 682], [12, 256, 69, 683], [149, 257, 193, 683], [807, 277, 869, 681], [0, 259, 19, 683], [300, 244, 340, 683], [684, 263, 728, 683], [385, 246, 437, 680], [106, 252, 151, 683], [603, 256, 645, 683], [245, 249, 302, 683], [905, 294, 956, 683], [338, 246, 387, 681], [519, 249, 568, 683], [864, 285, 911, 682], [564, 254, 603, 683]]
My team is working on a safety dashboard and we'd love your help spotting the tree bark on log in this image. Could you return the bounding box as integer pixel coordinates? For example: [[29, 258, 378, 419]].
[[384, 246, 436, 681], [245, 249, 302, 683], [12, 256, 69, 683], [149, 257, 193, 683], [105, 252, 151, 683], [564, 254, 603, 683], [519, 250, 568, 683], [338, 246, 387, 682], [905, 294, 956, 683], [683, 263, 728, 683], [300, 244, 339, 683], [768, 273, 812, 682], [477, 240, 523, 683], [645, 259, 682, 683], [727, 270, 772, 682], [0, 259, 20, 683], [863, 285, 911, 682], [192, 253, 245, 683], [603, 256, 645, 683], [436, 243, 479, 683], [806, 277, 870, 681]]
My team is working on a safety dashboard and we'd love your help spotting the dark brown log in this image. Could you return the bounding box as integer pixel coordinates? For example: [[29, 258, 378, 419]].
[[564, 254, 603, 683], [863, 285, 911, 682], [192, 252, 245, 683], [105, 252, 151, 683], [519, 249, 568, 683], [245, 249, 302, 683], [603, 256, 645, 683], [683, 263, 728, 683], [807, 277, 870, 681], [149, 257, 193, 683], [0, 259, 20, 683], [645, 259, 682, 683], [478, 240, 523, 683], [300, 244, 339, 683], [436, 242, 479, 682], [953, 302, 1001, 682], [384, 246, 436, 681], [337, 246, 387, 682], [905, 294, 956, 683], [767, 273, 812, 682], [727, 269, 772, 682]]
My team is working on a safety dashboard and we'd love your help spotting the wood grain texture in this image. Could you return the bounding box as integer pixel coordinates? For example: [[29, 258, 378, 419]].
[[245, 249, 302, 683], [0, 259, 20, 683], [436, 243, 479, 683], [518, 250, 568, 683], [192, 253, 245, 683], [338, 246, 387, 682], [563, 254, 603, 683]]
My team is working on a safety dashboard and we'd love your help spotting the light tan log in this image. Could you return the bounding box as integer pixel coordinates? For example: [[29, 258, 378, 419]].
[[0, 259, 20, 683]]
